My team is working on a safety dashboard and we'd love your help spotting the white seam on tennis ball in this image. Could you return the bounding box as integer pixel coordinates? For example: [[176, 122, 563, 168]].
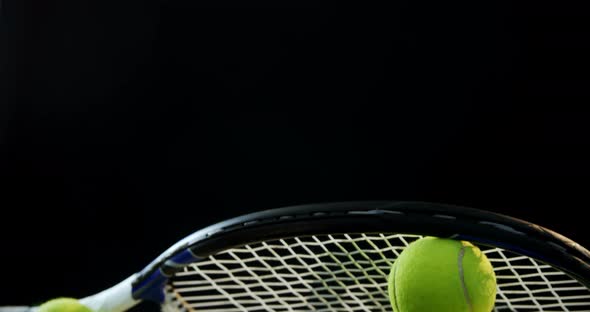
[[458, 245, 473, 312]]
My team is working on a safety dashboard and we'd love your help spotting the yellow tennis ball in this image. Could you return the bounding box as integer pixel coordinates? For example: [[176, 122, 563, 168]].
[[388, 237, 496, 312], [37, 298, 93, 312]]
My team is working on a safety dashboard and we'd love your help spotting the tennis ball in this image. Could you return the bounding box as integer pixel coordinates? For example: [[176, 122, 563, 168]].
[[388, 236, 496, 312], [37, 298, 94, 312]]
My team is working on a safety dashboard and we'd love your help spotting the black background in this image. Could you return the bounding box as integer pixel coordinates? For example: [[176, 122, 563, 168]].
[[1, 1, 589, 310]]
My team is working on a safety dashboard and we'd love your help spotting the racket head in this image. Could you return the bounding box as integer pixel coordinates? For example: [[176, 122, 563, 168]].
[[130, 201, 590, 311]]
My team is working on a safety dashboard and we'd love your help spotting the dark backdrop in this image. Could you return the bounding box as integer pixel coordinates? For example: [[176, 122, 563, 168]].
[[1, 1, 589, 310]]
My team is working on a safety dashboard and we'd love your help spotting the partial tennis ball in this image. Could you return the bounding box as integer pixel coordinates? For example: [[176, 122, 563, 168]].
[[37, 298, 94, 312], [388, 236, 496, 312]]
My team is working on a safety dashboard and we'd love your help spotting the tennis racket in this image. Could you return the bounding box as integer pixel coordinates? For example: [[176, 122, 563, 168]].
[[1, 201, 589, 311]]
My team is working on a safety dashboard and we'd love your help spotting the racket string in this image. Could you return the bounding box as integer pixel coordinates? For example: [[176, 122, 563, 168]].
[[161, 234, 590, 311]]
